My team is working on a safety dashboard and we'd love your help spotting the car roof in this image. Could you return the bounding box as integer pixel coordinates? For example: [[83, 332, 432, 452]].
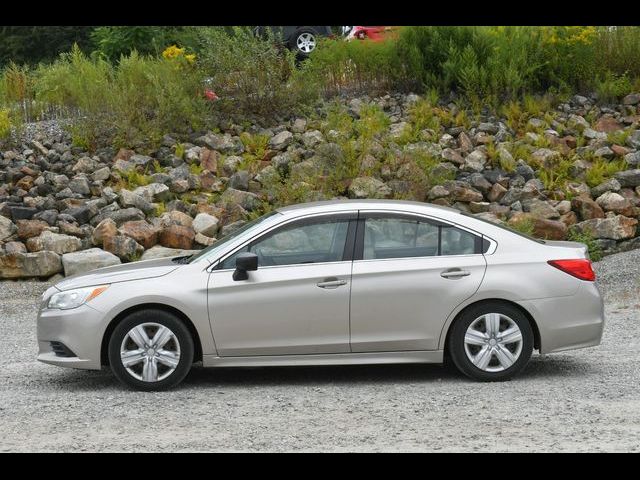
[[276, 199, 461, 216]]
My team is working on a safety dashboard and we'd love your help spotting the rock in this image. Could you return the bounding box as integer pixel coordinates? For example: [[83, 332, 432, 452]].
[[574, 215, 638, 240], [487, 183, 508, 203], [269, 131, 293, 151], [4, 241, 25, 255], [523, 199, 560, 219], [594, 146, 615, 159], [302, 130, 324, 148], [615, 169, 640, 187], [107, 207, 145, 226], [448, 182, 483, 203], [0, 215, 17, 241], [595, 192, 634, 216], [292, 118, 307, 133], [594, 115, 623, 133], [160, 210, 193, 228], [195, 232, 216, 247], [141, 246, 198, 261], [0, 251, 62, 279], [469, 201, 490, 213], [92, 218, 118, 246], [572, 196, 605, 220], [441, 148, 464, 165], [624, 151, 640, 167], [427, 185, 449, 200], [591, 178, 621, 197], [61, 248, 121, 277], [622, 93, 640, 105], [229, 170, 250, 191], [9, 206, 38, 221], [68, 176, 91, 195], [567, 114, 590, 131], [158, 225, 195, 250], [58, 221, 85, 238], [532, 148, 561, 164], [92, 167, 111, 182], [196, 132, 244, 155], [584, 128, 607, 140], [119, 220, 159, 250], [348, 177, 392, 199], [103, 234, 144, 262], [26, 231, 82, 255], [219, 188, 261, 211], [192, 213, 219, 237], [222, 156, 243, 176], [532, 218, 568, 240], [119, 189, 155, 214], [199, 148, 219, 172], [463, 150, 487, 172], [133, 183, 171, 203]]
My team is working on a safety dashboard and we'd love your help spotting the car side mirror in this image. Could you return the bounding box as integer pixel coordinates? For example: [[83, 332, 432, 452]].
[[233, 252, 258, 281]]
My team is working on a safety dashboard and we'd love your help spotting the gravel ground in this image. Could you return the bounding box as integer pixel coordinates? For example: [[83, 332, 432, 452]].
[[0, 251, 639, 452]]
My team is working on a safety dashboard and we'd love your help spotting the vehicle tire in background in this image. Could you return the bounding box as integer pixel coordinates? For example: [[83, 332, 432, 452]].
[[108, 309, 194, 391], [448, 301, 534, 382], [289, 27, 318, 58]]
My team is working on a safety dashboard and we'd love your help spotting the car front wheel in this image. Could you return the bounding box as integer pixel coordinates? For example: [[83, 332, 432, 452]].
[[108, 309, 194, 391], [448, 302, 534, 381]]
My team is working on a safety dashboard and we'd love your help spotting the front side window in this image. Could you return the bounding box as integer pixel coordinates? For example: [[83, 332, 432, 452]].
[[220, 218, 350, 269], [362, 215, 480, 260]]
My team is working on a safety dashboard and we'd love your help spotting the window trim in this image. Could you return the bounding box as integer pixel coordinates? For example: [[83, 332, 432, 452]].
[[354, 210, 491, 261], [211, 211, 358, 271]]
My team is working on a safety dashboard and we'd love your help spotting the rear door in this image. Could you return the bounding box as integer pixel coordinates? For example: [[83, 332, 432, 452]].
[[349, 211, 487, 352]]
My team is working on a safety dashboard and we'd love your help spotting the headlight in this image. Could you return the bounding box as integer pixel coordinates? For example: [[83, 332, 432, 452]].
[[48, 285, 109, 310]]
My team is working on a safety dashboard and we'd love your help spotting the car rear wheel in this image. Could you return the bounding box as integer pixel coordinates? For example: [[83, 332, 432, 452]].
[[290, 28, 317, 57], [448, 302, 533, 381], [108, 309, 194, 391]]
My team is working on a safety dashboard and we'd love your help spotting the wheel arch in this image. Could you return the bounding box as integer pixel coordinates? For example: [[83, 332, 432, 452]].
[[441, 298, 541, 356], [100, 303, 203, 367]]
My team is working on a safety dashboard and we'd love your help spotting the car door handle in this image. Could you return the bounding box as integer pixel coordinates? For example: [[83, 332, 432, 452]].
[[316, 278, 348, 289], [440, 269, 471, 279]]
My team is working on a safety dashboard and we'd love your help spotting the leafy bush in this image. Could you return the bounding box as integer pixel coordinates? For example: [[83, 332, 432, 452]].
[[567, 228, 603, 261], [196, 27, 318, 119], [35, 45, 207, 150]]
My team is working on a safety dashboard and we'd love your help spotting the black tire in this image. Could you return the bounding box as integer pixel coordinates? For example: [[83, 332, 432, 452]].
[[108, 309, 194, 391], [448, 302, 533, 382], [288, 28, 318, 58]]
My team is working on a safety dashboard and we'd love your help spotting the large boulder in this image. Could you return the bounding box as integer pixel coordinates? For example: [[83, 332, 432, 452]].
[[160, 210, 193, 228], [192, 213, 219, 238], [133, 183, 171, 203], [61, 248, 121, 277], [574, 215, 638, 240], [16, 219, 49, 240], [348, 177, 392, 199], [159, 225, 195, 250], [595, 192, 634, 216], [103, 234, 144, 262], [92, 218, 118, 246], [269, 131, 293, 151], [615, 169, 640, 188], [26, 231, 82, 255], [219, 188, 261, 211], [0, 215, 16, 241], [571, 196, 605, 220], [119, 220, 159, 250], [0, 251, 62, 279], [118, 189, 155, 214]]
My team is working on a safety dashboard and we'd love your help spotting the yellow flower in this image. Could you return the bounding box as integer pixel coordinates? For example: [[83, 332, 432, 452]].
[[185, 53, 196, 64], [162, 45, 185, 60]]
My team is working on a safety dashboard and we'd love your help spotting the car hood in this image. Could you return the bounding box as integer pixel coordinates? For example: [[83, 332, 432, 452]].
[[55, 257, 182, 291]]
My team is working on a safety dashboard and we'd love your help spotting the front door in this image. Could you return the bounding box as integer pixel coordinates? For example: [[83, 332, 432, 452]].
[[349, 212, 487, 352], [207, 213, 356, 356]]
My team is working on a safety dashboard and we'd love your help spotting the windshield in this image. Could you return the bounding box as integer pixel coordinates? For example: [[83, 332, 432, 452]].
[[188, 211, 281, 264]]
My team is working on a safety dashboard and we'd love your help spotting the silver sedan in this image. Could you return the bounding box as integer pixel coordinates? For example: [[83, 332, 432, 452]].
[[37, 200, 605, 390]]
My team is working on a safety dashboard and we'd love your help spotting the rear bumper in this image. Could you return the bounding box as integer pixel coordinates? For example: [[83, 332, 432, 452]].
[[36, 304, 105, 370], [518, 281, 605, 354]]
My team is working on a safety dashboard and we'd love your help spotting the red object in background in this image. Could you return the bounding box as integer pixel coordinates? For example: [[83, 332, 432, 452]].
[[204, 89, 219, 101], [346, 26, 399, 42]]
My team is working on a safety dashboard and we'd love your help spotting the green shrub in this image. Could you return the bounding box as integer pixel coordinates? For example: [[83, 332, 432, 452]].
[[595, 72, 634, 103], [196, 27, 318, 119], [584, 158, 626, 187], [0, 108, 11, 140], [567, 228, 603, 261], [35, 45, 207, 151]]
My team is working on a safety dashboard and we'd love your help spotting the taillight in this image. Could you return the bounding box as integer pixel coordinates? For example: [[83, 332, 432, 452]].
[[547, 259, 596, 281]]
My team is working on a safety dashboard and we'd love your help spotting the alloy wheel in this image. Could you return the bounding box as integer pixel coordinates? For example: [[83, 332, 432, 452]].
[[463, 313, 523, 372], [296, 33, 316, 54], [120, 322, 181, 382]]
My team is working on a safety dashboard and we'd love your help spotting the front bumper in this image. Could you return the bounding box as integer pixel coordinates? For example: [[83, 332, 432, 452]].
[[36, 303, 106, 370], [518, 281, 605, 354]]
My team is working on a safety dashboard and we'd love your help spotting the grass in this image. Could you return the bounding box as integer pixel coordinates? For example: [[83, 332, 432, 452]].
[[584, 158, 627, 188]]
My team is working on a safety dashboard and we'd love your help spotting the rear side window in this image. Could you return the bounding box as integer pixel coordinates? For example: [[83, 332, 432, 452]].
[[361, 215, 484, 260]]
